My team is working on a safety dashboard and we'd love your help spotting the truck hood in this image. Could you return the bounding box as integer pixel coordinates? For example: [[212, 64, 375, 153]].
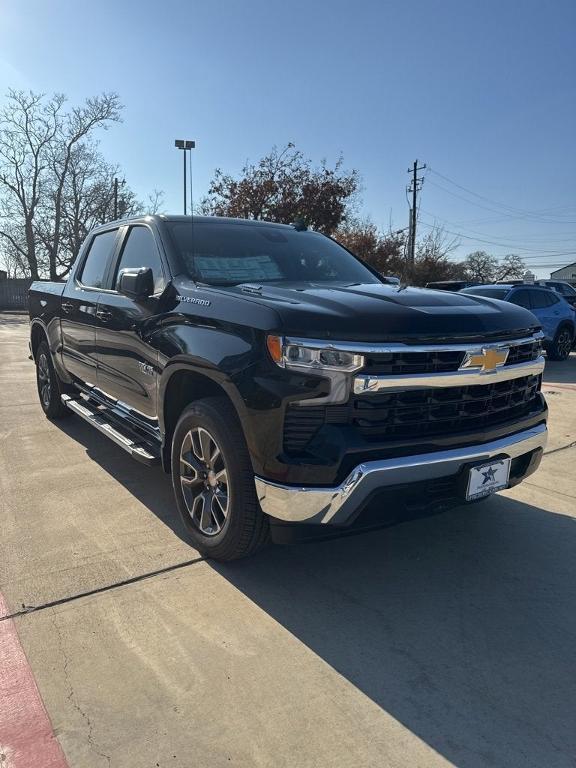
[[219, 282, 540, 342]]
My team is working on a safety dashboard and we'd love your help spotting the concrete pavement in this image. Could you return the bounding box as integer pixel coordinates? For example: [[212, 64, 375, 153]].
[[1, 313, 575, 767]]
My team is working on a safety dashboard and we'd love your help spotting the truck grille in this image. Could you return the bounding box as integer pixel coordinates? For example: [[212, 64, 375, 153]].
[[283, 374, 541, 454], [363, 339, 541, 375]]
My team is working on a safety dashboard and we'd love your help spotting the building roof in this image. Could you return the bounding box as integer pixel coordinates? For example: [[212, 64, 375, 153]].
[[551, 261, 576, 277]]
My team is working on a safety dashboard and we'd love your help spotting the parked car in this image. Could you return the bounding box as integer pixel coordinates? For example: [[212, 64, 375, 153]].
[[535, 280, 576, 308], [29, 215, 548, 560], [425, 280, 478, 291], [495, 279, 576, 307], [461, 284, 575, 360]]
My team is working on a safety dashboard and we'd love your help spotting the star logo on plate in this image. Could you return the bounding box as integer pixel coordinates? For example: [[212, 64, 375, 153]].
[[481, 467, 498, 485]]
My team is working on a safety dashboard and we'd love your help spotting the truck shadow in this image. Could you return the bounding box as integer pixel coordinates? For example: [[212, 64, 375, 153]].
[[52, 415, 575, 766], [211, 496, 576, 768], [53, 416, 192, 544], [543, 350, 576, 385]]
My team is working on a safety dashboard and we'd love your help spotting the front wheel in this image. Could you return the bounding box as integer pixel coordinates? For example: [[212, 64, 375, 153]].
[[35, 340, 70, 419], [548, 326, 574, 361], [171, 397, 269, 561]]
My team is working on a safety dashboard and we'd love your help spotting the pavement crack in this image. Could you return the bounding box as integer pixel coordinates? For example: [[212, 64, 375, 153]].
[[543, 440, 576, 457], [0, 555, 205, 622], [51, 612, 111, 768]]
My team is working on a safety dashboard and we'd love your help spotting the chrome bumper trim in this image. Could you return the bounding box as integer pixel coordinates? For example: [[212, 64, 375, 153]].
[[353, 357, 545, 393], [255, 423, 547, 525]]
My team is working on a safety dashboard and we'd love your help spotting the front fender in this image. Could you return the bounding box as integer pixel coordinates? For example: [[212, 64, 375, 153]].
[[155, 321, 262, 436]]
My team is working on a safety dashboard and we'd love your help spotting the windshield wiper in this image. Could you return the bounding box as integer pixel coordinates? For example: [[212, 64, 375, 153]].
[[195, 279, 242, 286]]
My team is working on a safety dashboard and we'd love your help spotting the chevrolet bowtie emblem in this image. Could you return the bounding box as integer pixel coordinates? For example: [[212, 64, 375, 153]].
[[460, 346, 509, 373]]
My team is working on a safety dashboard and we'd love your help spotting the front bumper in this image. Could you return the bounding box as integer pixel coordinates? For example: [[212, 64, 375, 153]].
[[255, 423, 547, 525]]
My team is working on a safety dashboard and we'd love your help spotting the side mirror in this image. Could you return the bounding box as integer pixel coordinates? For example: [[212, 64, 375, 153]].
[[118, 267, 154, 299]]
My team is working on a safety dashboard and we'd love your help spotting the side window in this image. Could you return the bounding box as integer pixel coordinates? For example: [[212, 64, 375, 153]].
[[530, 290, 552, 309], [114, 226, 165, 293], [509, 289, 531, 309], [79, 230, 118, 288]]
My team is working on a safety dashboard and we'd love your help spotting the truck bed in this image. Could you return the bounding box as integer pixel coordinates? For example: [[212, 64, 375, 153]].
[[29, 281, 65, 322]]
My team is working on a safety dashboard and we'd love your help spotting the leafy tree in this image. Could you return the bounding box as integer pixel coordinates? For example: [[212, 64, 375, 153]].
[[336, 221, 465, 285], [200, 143, 359, 235], [334, 219, 405, 276]]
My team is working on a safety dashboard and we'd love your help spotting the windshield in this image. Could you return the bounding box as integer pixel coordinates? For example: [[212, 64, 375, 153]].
[[167, 221, 380, 285], [461, 287, 510, 300]]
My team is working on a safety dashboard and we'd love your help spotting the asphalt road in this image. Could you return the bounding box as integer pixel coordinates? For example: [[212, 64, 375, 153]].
[[1, 313, 575, 768]]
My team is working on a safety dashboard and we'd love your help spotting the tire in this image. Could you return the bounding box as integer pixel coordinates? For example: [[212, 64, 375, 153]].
[[548, 325, 574, 361], [171, 397, 269, 561], [35, 340, 71, 419]]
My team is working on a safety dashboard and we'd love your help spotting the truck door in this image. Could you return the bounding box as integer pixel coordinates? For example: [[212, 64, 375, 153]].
[[60, 228, 120, 386], [94, 224, 168, 419]]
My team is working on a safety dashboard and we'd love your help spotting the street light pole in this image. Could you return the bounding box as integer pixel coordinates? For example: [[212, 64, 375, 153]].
[[175, 139, 196, 215]]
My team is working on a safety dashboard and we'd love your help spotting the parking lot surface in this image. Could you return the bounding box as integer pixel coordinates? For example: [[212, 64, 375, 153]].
[[1, 313, 576, 768]]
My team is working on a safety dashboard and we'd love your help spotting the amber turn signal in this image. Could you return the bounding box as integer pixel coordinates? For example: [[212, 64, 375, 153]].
[[266, 335, 284, 364]]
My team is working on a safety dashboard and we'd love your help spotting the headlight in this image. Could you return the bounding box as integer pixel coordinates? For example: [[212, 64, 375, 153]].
[[266, 335, 364, 372]]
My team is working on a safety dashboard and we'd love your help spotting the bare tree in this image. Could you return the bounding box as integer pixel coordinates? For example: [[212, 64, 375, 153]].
[[35, 141, 142, 276], [462, 251, 499, 282], [495, 254, 526, 281], [0, 89, 144, 280], [146, 188, 165, 215]]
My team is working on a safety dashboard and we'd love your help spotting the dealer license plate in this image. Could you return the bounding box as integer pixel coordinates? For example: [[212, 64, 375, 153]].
[[466, 458, 511, 501]]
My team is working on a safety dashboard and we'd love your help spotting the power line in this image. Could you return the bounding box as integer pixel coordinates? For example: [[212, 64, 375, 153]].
[[417, 218, 576, 256], [419, 209, 576, 245], [428, 168, 576, 223]]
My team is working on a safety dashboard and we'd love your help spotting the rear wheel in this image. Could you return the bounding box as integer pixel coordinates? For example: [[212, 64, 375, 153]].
[[548, 326, 573, 361], [171, 397, 269, 561], [35, 340, 70, 419]]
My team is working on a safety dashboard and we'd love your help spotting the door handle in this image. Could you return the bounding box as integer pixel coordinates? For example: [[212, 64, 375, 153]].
[[96, 308, 112, 322], [61, 301, 74, 314]]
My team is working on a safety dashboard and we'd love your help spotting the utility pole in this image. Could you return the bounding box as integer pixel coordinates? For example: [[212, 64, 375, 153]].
[[406, 160, 426, 279]]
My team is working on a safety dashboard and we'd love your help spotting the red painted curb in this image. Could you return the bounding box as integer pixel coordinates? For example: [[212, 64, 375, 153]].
[[0, 593, 68, 768]]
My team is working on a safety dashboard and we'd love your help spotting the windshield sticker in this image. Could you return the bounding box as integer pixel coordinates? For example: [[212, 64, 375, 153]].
[[195, 255, 283, 282]]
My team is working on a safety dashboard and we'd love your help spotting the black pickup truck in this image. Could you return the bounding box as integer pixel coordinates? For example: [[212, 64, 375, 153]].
[[29, 215, 548, 560]]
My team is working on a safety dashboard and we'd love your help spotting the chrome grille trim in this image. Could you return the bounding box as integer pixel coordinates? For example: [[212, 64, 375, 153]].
[[354, 357, 545, 393]]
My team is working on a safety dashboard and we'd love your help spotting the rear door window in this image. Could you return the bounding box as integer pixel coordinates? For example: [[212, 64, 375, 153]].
[[509, 289, 531, 308], [530, 290, 555, 309], [79, 230, 118, 288]]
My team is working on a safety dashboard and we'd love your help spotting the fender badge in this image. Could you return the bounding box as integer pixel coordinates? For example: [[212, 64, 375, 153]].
[[177, 294, 211, 307]]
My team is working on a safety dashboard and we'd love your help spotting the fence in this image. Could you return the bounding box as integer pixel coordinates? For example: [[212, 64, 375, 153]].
[[0, 278, 34, 310]]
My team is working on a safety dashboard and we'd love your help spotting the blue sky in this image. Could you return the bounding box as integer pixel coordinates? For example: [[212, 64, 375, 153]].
[[1, 0, 575, 276]]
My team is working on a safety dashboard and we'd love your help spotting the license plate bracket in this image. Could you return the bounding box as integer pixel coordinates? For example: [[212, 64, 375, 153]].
[[466, 458, 511, 501]]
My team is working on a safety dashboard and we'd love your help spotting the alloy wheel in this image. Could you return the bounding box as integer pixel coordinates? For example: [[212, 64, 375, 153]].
[[179, 427, 229, 536], [557, 329, 572, 359]]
